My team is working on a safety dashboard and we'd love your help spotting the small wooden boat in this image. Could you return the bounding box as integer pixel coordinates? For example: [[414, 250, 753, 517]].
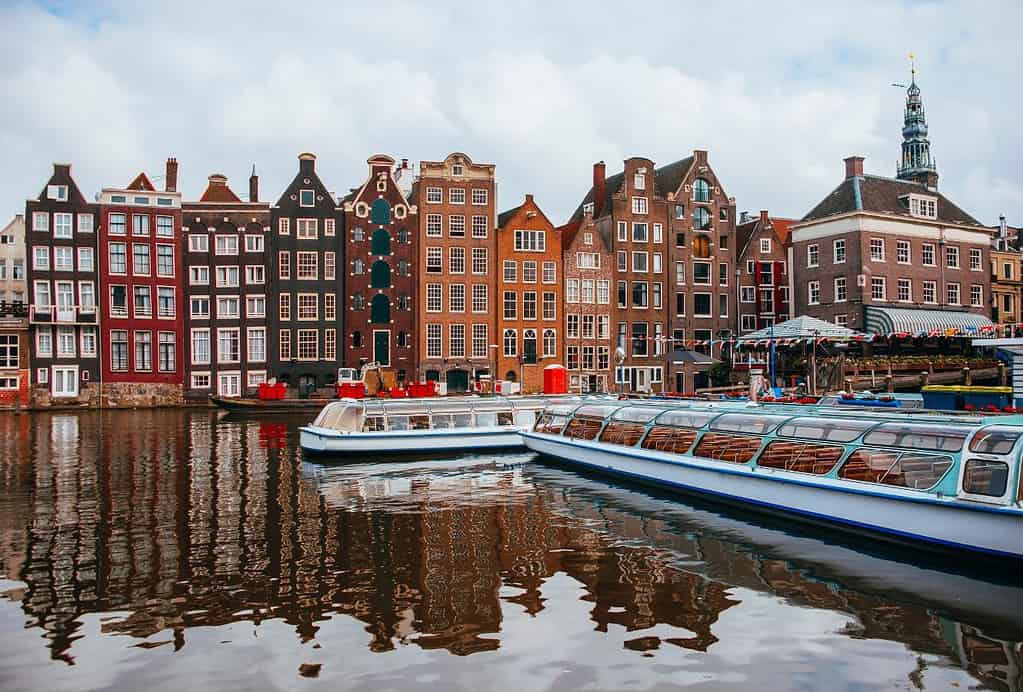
[[522, 400, 1023, 560], [210, 395, 335, 413], [300, 396, 577, 454]]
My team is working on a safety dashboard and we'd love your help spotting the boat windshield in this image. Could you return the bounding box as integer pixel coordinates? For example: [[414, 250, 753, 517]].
[[777, 417, 874, 443], [968, 426, 1023, 455], [862, 422, 970, 452], [653, 410, 717, 429], [572, 404, 621, 420], [312, 402, 364, 432], [710, 413, 790, 435], [611, 407, 661, 424]]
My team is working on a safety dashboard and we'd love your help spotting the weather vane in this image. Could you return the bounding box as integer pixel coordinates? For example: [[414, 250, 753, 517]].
[[891, 52, 915, 89]]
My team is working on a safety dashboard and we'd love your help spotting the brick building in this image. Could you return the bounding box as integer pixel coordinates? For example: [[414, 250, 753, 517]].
[[0, 215, 26, 304], [561, 205, 614, 393], [182, 172, 270, 399], [735, 210, 794, 334], [97, 160, 185, 406], [415, 153, 497, 392], [25, 164, 100, 405], [0, 214, 29, 407], [342, 155, 418, 381], [989, 216, 1022, 327], [496, 195, 562, 394], [269, 153, 343, 394]]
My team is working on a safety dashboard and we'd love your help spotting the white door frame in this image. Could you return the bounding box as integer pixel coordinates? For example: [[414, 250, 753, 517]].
[[51, 365, 79, 398]]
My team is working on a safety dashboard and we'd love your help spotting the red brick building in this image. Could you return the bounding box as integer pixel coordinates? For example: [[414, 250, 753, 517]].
[[98, 159, 185, 406], [496, 195, 562, 394], [342, 155, 418, 381], [735, 210, 794, 334]]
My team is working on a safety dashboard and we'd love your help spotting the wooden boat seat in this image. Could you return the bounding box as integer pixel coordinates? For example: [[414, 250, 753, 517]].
[[758, 440, 843, 475], [599, 422, 645, 447], [693, 433, 761, 463], [564, 417, 603, 440], [641, 426, 697, 455]]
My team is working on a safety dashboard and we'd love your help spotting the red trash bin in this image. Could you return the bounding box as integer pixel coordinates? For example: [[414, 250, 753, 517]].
[[543, 364, 568, 394]]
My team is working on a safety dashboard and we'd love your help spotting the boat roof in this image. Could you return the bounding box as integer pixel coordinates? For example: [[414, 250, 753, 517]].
[[321, 395, 580, 417]]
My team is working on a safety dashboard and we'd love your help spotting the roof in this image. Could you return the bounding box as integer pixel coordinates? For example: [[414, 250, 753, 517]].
[[566, 155, 695, 225], [737, 315, 869, 341], [497, 204, 523, 229], [126, 172, 156, 192], [198, 175, 242, 203], [736, 215, 797, 258], [801, 174, 982, 226]]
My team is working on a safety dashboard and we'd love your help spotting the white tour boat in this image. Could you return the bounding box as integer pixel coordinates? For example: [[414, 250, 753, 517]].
[[300, 396, 575, 454], [522, 400, 1023, 560]]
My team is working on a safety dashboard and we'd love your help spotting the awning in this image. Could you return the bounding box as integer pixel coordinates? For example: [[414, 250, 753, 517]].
[[865, 306, 995, 337], [669, 349, 719, 370], [736, 315, 869, 342]]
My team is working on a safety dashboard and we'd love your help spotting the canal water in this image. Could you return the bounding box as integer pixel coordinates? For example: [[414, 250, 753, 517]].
[[0, 411, 1020, 691]]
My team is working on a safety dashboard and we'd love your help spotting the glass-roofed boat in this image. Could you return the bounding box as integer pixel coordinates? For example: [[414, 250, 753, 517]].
[[300, 396, 580, 454], [522, 400, 1023, 561]]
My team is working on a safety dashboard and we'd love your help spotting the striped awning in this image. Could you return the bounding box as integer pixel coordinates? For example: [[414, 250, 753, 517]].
[[865, 306, 995, 337]]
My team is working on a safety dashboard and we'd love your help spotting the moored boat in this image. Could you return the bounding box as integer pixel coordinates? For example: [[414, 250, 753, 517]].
[[522, 400, 1023, 560], [211, 395, 334, 413], [300, 396, 578, 454]]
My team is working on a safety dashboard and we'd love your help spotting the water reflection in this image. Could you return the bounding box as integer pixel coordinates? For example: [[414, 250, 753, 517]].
[[0, 411, 1019, 691]]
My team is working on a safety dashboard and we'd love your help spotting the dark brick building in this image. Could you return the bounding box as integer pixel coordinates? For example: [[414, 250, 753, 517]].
[[735, 210, 794, 334]]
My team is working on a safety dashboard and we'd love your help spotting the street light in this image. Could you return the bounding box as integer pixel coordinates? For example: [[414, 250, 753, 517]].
[[489, 344, 499, 395]]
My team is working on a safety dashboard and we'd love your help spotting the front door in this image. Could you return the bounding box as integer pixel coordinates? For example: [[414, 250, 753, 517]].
[[675, 372, 685, 394], [447, 369, 469, 393], [218, 372, 241, 397], [373, 330, 390, 366], [635, 368, 649, 393], [52, 366, 78, 398]]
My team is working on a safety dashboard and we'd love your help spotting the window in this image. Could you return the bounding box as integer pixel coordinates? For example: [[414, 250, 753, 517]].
[[617, 251, 628, 272], [247, 328, 266, 363], [674, 262, 685, 286], [190, 373, 211, 389], [741, 315, 756, 331], [426, 214, 442, 236], [632, 252, 648, 273], [807, 244, 819, 267], [693, 207, 711, 230], [158, 286, 175, 317], [472, 284, 488, 313], [693, 261, 711, 285], [631, 282, 648, 308], [279, 330, 292, 359], [216, 296, 240, 318], [922, 280, 937, 304], [869, 237, 885, 262], [564, 278, 579, 303], [134, 331, 152, 371], [543, 292, 556, 320], [833, 239, 846, 263], [897, 240, 910, 264], [692, 178, 711, 202], [36, 327, 52, 356], [718, 262, 727, 286], [906, 194, 938, 220], [971, 284, 983, 307], [503, 260, 517, 283], [297, 252, 317, 279], [577, 253, 599, 269], [473, 248, 488, 275], [34, 281, 51, 314], [278, 218, 291, 235], [73, 247, 94, 273], [543, 328, 556, 357], [740, 286, 755, 303], [631, 197, 648, 215], [471, 215, 488, 238], [323, 294, 334, 320], [133, 286, 152, 316], [835, 276, 847, 302], [191, 297, 210, 318], [218, 328, 241, 363], [946, 246, 959, 269], [597, 280, 610, 304], [632, 223, 648, 242], [426, 324, 442, 358], [581, 315, 595, 339], [567, 314, 580, 339], [808, 281, 820, 305], [297, 218, 317, 239], [897, 278, 911, 302], [0, 335, 17, 370], [111, 330, 129, 371], [154, 245, 174, 277], [52, 247, 73, 271], [502, 291, 517, 320], [871, 277, 886, 301], [617, 221, 627, 242], [449, 284, 465, 312], [242, 234, 264, 254], [426, 284, 442, 312], [653, 253, 663, 274], [514, 230, 546, 251], [694, 293, 712, 317], [47, 184, 68, 201], [297, 294, 318, 320], [449, 188, 466, 204], [189, 234, 208, 252], [718, 293, 728, 317], [55, 325, 76, 357], [922, 244, 935, 266], [760, 238, 771, 254], [947, 282, 960, 305], [216, 265, 239, 287], [449, 324, 465, 357], [158, 332, 176, 372], [523, 291, 537, 320], [278, 251, 290, 279], [962, 459, 1009, 497], [300, 189, 315, 207], [652, 223, 663, 244], [426, 247, 442, 273], [132, 214, 150, 236], [352, 257, 364, 275], [617, 281, 627, 308], [324, 252, 335, 280], [215, 235, 238, 256], [631, 323, 648, 356], [449, 247, 466, 274], [132, 244, 151, 275], [503, 328, 517, 357], [53, 213, 73, 239], [189, 265, 209, 285], [33, 247, 49, 271], [448, 215, 466, 237], [969, 248, 982, 271]]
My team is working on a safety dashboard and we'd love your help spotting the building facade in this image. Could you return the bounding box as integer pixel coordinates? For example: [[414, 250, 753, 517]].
[[989, 218, 1023, 327], [342, 155, 418, 381], [182, 173, 271, 399], [0, 215, 26, 304], [415, 153, 497, 392], [97, 160, 185, 406], [496, 195, 562, 394], [561, 206, 614, 393], [269, 153, 343, 394], [25, 164, 100, 405], [735, 210, 793, 334]]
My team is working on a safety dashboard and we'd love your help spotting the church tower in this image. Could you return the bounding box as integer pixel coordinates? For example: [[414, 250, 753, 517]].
[[896, 58, 939, 189]]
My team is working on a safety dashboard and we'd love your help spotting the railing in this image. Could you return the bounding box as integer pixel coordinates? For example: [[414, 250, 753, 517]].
[[0, 301, 28, 318]]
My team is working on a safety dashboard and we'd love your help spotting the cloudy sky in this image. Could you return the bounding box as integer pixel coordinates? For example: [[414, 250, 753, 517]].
[[1, 0, 1020, 226]]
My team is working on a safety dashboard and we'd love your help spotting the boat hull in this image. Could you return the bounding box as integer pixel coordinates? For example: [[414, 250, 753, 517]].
[[521, 431, 1023, 561], [211, 396, 333, 413], [300, 426, 526, 454]]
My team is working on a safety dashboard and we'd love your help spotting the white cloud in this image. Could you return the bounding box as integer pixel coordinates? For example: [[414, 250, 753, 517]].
[[0, 0, 1020, 224]]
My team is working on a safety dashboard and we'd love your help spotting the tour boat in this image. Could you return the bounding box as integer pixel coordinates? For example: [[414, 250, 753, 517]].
[[521, 400, 1023, 560], [300, 396, 577, 454]]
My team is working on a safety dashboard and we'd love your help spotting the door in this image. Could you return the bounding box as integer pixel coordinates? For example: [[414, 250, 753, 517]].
[[52, 366, 79, 398], [675, 372, 685, 394], [298, 374, 317, 397], [373, 330, 390, 366], [635, 368, 649, 393], [55, 282, 75, 322], [218, 373, 241, 397], [447, 369, 469, 393]]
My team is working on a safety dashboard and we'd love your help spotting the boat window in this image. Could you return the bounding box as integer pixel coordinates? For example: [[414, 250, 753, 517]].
[[611, 407, 661, 424], [476, 412, 498, 427], [693, 433, 762, 463], [514, 410, 536, 428], [862, 423, 968, 452], [546, 403, 583, 417], [777, 417, 873, 443], [710, 413, 789, 435], [654, 410, 717, 429], [572, 404, 620, 421], [757, 441, 844, 475], [534, 413, 567, 434], [453, 412, 473, 428], [497, 411, 515, 426], [599, 422, 645, 447], [432, 414, 453, 429], [387, 415, 410, 431], [962, 459, 1010, 497], [838, 449, 900, 484], [642, 426, 698, 454], [883, 453, 953, 490], [364, 415, 386, 432], [968, 427, 1023, 455], [410, 414, 430, 430], [564, 416, 603, 441]]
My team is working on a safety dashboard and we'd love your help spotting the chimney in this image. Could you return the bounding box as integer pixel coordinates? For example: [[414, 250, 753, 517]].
[[694, 149, 708, 163], [844, 156, 865, 179], [53, 163, 71, 177], [165, 157, 178, 193], [759, 210, 770, 226], [249, 165, 259, 203], [592, 161, 606, 217], [525, 193, 534, 204], [298, 152, 316, 176]]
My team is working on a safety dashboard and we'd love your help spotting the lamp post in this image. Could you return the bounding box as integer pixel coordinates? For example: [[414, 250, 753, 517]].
[[489, 343, 498, 395]]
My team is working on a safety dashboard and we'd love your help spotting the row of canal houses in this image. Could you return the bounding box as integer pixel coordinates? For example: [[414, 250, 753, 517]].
[[20, 148, 750, 406]]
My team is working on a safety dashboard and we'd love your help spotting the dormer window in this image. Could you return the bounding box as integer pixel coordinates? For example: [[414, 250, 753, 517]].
[[300, 189, 315, 207], [47, 185, 68, 201], [903, 193, 937, 220], [634, 173, 645, 190], [452, 163, 464, 176], [583, 202, 594, 215]]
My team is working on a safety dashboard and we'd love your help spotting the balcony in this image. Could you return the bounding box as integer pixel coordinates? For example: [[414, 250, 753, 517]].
[[0, 301, 28, 318], [29, 305, 97, 324]]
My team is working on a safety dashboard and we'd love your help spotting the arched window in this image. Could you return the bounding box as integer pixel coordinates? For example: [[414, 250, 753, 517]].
[[371, 229, 391, 255], [370, 294, 390, 323], [692, 235, 711, 258], [370, 199, 391, 225], [352, 331, 363, 347], [353, 258, 365, 274], [353, 294, 365, 310], [693, 178, 711, 203], [523, 329, 538, 364], [503, 329, 517, 356], [693, 206, 711, 230], [352, 227, 364, 242], [505, 370, 517, 382], [370, 260, 391, 288], [397, 228, 409, 244], [543, 329, 556, 357]]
